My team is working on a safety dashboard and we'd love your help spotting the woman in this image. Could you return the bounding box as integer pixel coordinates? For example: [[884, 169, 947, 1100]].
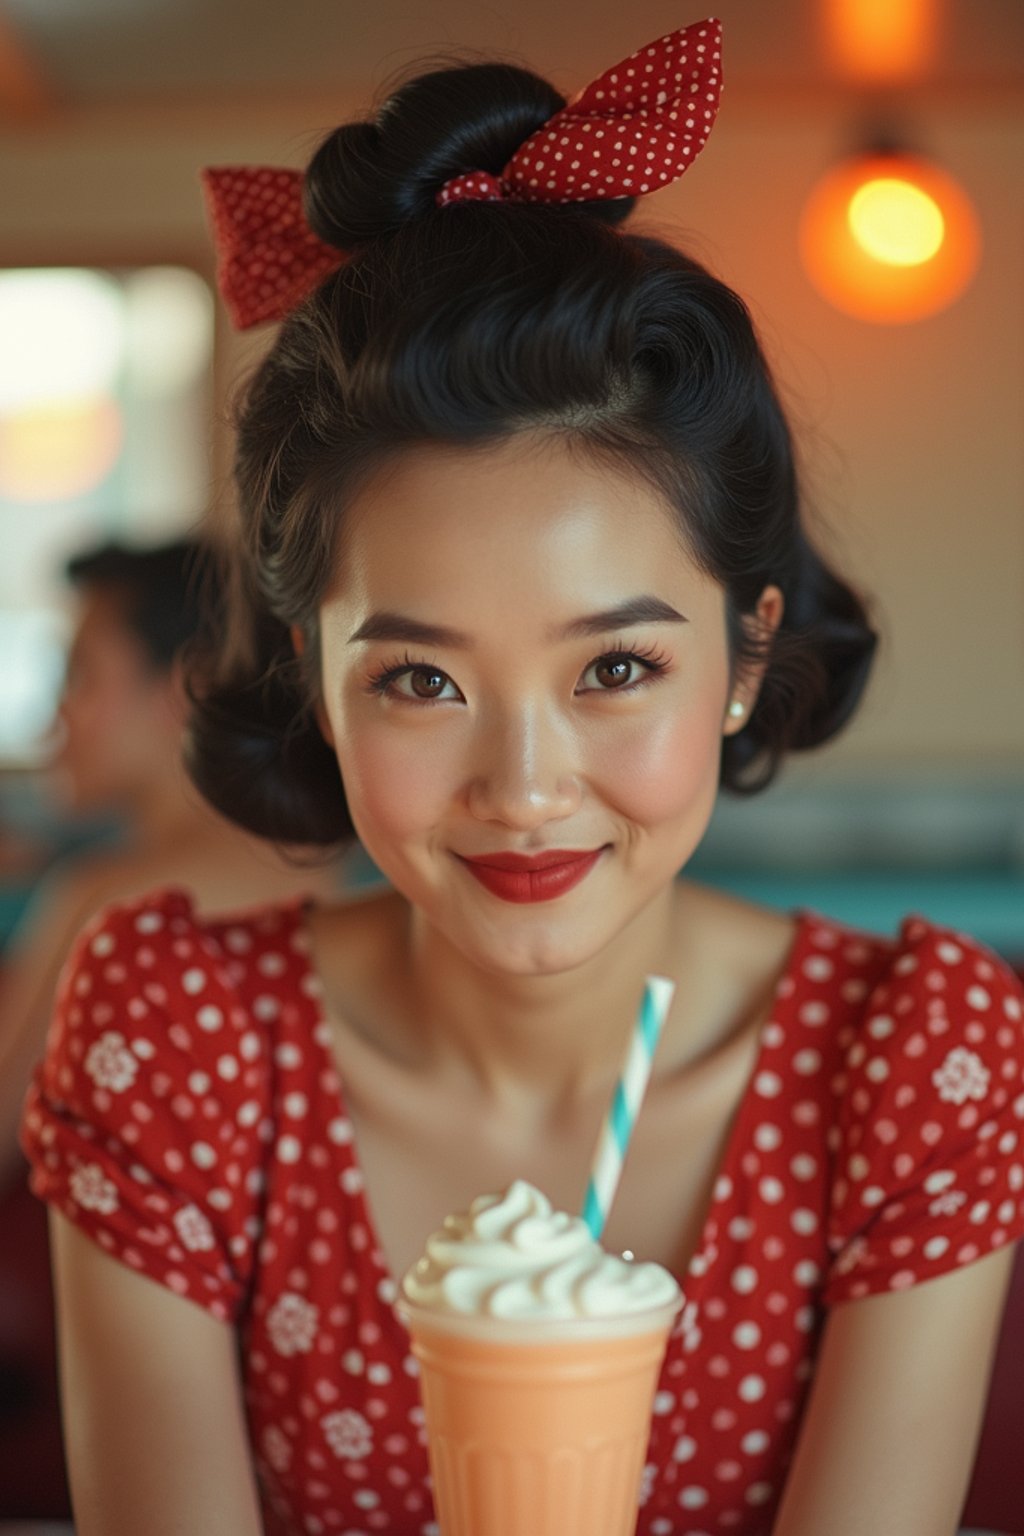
[[0, 537, 340, 1520], [1, 537, 339, 1186], [21, 21, 1024, 1535]]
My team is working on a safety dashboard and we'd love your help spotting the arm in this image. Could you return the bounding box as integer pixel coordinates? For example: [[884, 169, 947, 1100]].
[[50, 1211, 264, 1536], [0, 861, 113, 1187], [1, 851, 174, 1187], [772, 1242, 1017, 1535]]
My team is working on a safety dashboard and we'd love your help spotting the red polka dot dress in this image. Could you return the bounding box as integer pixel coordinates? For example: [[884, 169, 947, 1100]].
[[21, 886, 1024, 1536]]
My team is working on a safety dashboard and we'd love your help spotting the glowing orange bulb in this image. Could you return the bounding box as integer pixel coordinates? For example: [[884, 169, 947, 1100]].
[[848, 178, 945, 266], [822, 0, 938, 83], [800, 151, 981, 323]]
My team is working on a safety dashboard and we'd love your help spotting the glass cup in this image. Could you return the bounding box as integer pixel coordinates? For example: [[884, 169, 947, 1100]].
[[398, 1292, 682, 1536]]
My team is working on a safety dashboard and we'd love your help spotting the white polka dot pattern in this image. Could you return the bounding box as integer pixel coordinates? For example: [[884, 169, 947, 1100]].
[[436, 19, 723, 208], [200, 165, 345, 331], [200, 18, 723, 330], [822, 918, 1024, 1304], [19, 889, 1024, 1536]]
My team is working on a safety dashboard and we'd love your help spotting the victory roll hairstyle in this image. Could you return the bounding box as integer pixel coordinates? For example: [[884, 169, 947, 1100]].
[[185, 55, 877, 848]]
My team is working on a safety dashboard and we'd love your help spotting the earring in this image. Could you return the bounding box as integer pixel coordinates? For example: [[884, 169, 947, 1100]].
[[728, 700, 745, 719]]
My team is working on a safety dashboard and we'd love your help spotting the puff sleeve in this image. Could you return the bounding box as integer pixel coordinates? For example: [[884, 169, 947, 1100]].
[[19, 886, 271, 1324], [821, 916, 1024, 1306]]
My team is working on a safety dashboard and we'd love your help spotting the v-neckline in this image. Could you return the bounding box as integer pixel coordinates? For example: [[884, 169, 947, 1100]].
[[290, 895, 815, 1313]]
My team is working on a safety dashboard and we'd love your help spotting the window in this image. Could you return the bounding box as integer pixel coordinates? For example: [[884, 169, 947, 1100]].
[[0, 265, 213, 765]]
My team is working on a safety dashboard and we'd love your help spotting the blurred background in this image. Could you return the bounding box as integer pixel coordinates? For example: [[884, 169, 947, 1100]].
[[0, 0, 1022, 1526]]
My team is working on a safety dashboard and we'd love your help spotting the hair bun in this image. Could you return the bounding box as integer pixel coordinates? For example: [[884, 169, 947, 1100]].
[[303, 60, 633, 250]]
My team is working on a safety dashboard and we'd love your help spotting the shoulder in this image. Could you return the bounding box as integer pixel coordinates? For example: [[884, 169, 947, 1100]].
[[60, 882, 311, 995], [782, 904, 1022, 1016], [19, 881, 306, 1323], [41, 883, 318, 1115], [816, 913, 1024, 1305], [865, 911, 1021, 1004], [803, 907, 1024, 1152], [830, 911, 1024, 1074]]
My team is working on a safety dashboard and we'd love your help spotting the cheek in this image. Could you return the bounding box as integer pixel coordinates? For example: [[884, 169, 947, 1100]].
[[597, 695, 723, 827], [335, 722, 464, 841]]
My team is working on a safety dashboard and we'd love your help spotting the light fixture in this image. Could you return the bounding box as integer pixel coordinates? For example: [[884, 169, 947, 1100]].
[[821, 0, 938, 84], [799, 144, 981, 324]]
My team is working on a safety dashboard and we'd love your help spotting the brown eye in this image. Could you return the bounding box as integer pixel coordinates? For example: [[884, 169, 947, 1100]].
[[409, 668, 448, 699], [592, 657, 634, 688], [369, 661, 462, 703], [576, 651, 666, 695], [595, 657, 629, 688]]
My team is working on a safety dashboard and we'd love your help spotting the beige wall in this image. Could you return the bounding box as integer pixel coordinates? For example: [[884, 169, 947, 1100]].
[[2, 87, 1021, 783]]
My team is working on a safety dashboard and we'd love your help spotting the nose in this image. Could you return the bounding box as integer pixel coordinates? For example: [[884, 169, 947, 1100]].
[[464, 700, 583, 829]]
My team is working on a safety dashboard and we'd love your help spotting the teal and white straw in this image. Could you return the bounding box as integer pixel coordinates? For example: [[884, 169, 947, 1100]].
[[581, 974, 676, 1242]]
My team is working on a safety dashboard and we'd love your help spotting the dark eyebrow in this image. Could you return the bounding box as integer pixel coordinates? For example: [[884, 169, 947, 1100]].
[[557, 595, 688, 640], [348, 595, 688, 647], [347, 612, 472, 648]]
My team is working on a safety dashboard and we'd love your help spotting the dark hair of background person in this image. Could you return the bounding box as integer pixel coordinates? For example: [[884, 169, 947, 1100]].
[[183, 56, 878, 851], [65, 536, 216, 674]]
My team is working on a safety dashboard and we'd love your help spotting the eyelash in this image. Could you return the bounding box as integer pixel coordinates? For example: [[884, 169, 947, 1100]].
[[364, 643, 671, 704]]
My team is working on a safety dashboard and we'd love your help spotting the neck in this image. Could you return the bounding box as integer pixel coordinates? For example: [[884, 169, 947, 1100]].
[[128, 758, 226, 850], [402, 883, 681, 1123]]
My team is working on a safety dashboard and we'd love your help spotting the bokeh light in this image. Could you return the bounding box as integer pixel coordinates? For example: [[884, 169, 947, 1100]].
[[0, 268, 123, 411], [124, 267, 214, 394], [822, 0, 938, 83], [800, 151, 981, 324], [847, 178, 945, 267], [0, 398, 124, 503]]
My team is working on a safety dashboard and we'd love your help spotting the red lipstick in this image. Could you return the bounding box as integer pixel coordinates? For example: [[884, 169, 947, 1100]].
[[456, 847, 606, 903]]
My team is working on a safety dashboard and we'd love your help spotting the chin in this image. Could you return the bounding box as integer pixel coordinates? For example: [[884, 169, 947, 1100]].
[[460, 913, 612, 980]]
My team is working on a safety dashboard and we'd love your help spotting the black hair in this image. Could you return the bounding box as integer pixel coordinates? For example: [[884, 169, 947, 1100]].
[[66, 536, 215, 673], [184, 54, 877, 849]]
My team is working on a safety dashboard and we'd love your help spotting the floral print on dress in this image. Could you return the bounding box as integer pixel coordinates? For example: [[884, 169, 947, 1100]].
[[322, 1408, 374, 1459], [18, 886, 1024, 1536], [84, 1030, 138, 1092], [68, 1160, 119, 1213], [928, 1187, 968, 1218], [261, 1424, 292, 1473], [829, 1233, 869, 1278], [266, 1292, 319, 1356], [173, 1204, 216, 1252], [932, 1045, 991, 1104]]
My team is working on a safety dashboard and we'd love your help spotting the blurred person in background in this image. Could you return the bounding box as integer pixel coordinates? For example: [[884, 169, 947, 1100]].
[[0, 534, 341, 1520], [0, 535, 342, 1181]]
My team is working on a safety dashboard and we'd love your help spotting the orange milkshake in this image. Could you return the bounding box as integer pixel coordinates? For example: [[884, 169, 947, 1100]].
[[397, 1180, 683, 1536]]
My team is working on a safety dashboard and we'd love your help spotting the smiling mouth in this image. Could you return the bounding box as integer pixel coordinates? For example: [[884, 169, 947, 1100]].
[[455, 847, 608, 903]]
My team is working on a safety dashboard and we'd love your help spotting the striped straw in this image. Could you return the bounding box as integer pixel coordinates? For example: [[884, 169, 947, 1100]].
[[581, 974, 676, 1242]]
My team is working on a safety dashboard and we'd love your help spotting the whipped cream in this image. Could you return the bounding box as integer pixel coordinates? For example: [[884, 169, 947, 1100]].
[[400, 1180, 682, 1321]]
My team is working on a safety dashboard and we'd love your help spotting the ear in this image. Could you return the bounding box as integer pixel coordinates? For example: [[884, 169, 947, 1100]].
[[290, 623, 335, 749], [723, 583, 785, 735]]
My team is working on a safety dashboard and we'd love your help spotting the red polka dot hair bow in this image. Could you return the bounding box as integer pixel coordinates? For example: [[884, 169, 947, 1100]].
[[201, 17, 722, 330]]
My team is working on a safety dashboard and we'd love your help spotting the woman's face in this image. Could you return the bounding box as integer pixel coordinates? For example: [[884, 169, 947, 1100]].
[[51, 587, 178, 814], [314, 434, 780, 977]]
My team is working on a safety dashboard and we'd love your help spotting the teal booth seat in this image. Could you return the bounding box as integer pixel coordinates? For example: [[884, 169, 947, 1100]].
[[693, 869, 1024, 965]]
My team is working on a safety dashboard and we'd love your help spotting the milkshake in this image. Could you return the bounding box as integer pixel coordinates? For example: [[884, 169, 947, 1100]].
[[397, 1179, 683, 1536]]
